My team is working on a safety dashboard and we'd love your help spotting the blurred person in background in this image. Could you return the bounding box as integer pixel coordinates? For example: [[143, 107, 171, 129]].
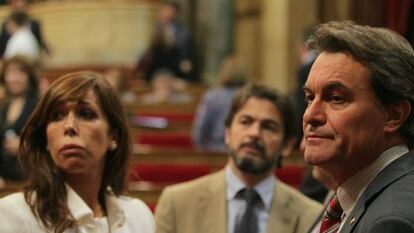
[[139, 68, 192, 105], [192, 56, 247, 151], [0, 72, 155, 233], [102, 67, 136, 104], [3, 10, 39, 62], [293, 26, 317, 148], [0, 55, 38, 181], [135, 1, 193, 82], [0, 0, 50, 58]]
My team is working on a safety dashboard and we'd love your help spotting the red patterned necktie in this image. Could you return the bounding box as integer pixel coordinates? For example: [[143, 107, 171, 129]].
[[319, 195, 344, 233]]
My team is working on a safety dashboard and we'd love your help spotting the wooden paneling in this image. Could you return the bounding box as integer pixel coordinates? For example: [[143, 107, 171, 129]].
[[0, 1, 159, 67]]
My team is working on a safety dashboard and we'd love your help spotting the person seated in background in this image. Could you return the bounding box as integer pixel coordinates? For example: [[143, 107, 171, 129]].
[[3, 11, 39, 62], [299, 168, 329, 204], [293, 26, 317, 148], [155, 83, 321, 233], [0, 72, 155, 232], [134, 1, 194, 82], [0, 55, 39, 181], [139, 68, 192, 105], [0, 0, 50, 58], [192, 55, 247, 151], [102, 67, 136, 104]]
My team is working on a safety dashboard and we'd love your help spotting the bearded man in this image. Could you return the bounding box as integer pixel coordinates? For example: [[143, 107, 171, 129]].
[[155, 83, 321, 233]]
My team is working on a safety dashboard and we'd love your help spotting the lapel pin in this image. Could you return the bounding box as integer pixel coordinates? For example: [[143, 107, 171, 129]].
[[350, 217, 356, 225]]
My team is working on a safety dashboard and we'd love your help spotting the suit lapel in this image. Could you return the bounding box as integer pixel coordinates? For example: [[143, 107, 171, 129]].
[[267, 180, 299, 233], [198, 171, 227, 233], [339, 153, 414, 233]]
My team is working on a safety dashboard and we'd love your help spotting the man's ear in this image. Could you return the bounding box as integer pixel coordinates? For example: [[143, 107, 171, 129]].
[[384, 100, 411, 134], [281, 137, 297, 158]]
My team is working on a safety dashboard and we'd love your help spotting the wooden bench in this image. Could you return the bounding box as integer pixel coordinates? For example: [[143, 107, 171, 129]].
[[124, 102, 199, 116], [132, 145, 227, 167]]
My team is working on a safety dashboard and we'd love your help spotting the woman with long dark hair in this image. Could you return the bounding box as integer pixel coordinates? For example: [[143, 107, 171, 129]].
[[0, 71, 154, 233]]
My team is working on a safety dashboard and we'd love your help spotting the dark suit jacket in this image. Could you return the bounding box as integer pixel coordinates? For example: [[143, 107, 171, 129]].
[[0, 91, 39, 180], [339, 152, 414, 233]]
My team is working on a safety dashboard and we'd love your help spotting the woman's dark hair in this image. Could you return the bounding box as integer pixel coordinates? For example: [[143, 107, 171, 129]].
[[0, 55, 39, 95], [19, 71, 131, 233]]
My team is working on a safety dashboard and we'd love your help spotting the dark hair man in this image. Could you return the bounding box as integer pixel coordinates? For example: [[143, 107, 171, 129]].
[[303, 21, 414, 233], [156, 83, 321, 233]]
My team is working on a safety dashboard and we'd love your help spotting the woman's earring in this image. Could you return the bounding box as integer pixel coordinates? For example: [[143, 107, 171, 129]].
[[110, 141, 118, 151]]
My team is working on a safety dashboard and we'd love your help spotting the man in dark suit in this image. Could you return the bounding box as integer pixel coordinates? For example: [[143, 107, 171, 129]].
[[302, 21, 414, 233], [0, 0, 49, 58]]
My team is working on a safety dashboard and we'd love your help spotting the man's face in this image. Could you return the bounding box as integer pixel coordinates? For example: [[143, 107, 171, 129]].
[[159, 4, 177, 24], [303, 52, 387, 173], [225, 97, 288, 175]]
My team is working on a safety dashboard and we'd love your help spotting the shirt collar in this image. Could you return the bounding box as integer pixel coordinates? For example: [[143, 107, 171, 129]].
[[66, 184, 93, 223], [225, 165, 275, 211], [337, 145, 409, 216], [66, 184, 125, 228]]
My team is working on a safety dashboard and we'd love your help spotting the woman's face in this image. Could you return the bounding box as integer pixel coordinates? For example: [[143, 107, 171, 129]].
[[4, 63, 30, 96], [46, 90, 116, 177]]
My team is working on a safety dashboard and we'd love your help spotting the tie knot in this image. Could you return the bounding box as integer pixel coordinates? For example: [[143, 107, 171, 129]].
[[239, 188, 261, 206], [326, 195, 343, 220]]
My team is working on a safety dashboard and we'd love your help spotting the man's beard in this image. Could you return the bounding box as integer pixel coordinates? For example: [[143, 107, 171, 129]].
[[228, 140, 279, 175]]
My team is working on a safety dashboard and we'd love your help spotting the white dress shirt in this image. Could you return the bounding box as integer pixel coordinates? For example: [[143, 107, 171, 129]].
[[226, 165, 275, 233], [4, 26, 39, 61], [0, 184, 155, 233]]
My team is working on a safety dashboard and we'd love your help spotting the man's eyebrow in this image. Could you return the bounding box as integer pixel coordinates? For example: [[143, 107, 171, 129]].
[[263, 118, 281, 125], [302, 82, 350, 93], [323, 82, 350, 92]]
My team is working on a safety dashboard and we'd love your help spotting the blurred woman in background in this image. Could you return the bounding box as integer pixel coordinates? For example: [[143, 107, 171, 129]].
[[0, 55, 38, 181]]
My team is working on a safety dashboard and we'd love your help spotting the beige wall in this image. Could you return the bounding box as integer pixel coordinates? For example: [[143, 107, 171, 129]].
[[0, 0, 351, 83], [287, 0, 319, 92], [260, 0, 290, 92], [234, 0, 318, 93], [234, 0, 351, 93], [0, 1, 158, 68], [261, 0, 321, 94], [234, 0, 260, 81]]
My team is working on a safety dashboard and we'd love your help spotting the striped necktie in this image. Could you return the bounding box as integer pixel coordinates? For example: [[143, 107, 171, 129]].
[[319, 194, 344, 233]]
